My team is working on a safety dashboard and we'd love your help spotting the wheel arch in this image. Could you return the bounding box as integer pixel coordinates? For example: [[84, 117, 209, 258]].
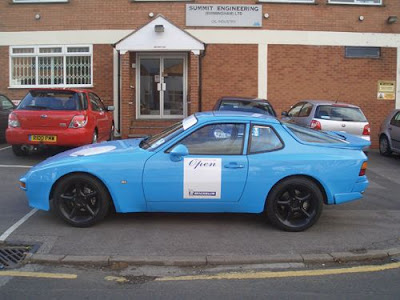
[[265, 174, 329, 208], [49, 171, 116, 212]]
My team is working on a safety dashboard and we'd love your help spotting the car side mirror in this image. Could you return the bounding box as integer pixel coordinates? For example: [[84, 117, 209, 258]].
[[281, 111, 288, 117], [170, 144, 189, 162], [107, 106, 115, 112]]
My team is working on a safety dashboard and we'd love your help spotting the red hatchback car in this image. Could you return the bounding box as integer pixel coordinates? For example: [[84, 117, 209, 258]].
[[6, 88, 114, 156]]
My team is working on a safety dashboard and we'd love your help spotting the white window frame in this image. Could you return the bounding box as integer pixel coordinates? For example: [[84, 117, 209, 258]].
[[13, 0, 68, 3], [328, 0, 382, 5], [9, 45, 93, 88], [258, 0, 315, 3]]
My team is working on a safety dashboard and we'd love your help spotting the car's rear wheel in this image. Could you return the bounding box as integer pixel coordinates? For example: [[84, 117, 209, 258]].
[[379, 135, 392, 156], [52, 174, 110, 227], [266, 177, 323, 232], [92, 130, 98, 144], [12, 145, 28, 156]]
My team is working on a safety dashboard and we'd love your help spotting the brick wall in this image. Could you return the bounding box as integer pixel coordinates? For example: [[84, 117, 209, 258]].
[[201, 44, 258, 111], [268, 45, 397, 147], [1, 1, 399, 34]]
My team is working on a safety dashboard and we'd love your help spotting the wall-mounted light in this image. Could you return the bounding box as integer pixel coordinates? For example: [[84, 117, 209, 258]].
[[154, 25, 164, 32], [35, 14, 41, 20], [148, 12, 154, 18], [264, 13, 270, 19], [359, 16, 365, 22], [387, 16, 398, 24]]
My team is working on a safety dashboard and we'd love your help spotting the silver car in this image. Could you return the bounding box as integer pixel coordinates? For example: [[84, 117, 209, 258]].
[[379, 109, 400, 156], [282, 100, 370, 142]]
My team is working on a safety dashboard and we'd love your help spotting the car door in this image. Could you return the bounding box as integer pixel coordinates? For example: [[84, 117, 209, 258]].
[[389, 111, 400, 150], [143, 122, 249, 206], [89, 93, 109, 140], [0, 95, 15, 138]]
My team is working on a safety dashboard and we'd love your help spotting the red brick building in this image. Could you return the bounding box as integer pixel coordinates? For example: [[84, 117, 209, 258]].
[[1, 0, 399, 147]]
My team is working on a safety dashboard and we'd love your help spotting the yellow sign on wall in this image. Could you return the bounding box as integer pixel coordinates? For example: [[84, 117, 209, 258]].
[[377, 81, 396, 100]]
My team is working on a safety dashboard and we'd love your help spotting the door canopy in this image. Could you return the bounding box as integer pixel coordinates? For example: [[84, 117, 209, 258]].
[[115, 15, 204, 55]]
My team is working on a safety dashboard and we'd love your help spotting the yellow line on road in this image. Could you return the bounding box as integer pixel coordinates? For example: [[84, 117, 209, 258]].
[[0, 271, 77, 279], [157, 262, 400, 282]]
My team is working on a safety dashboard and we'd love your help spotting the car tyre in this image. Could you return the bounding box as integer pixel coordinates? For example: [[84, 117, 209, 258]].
[[92, 130, 98, 144], [12, 145, 28, 156], [266, 177, 323, 232], [52, 174, 110, 227], [379, 135, 392, 156]]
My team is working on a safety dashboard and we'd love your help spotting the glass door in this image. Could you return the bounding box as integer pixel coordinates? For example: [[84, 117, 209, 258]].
[[137, 54, 187, 119]]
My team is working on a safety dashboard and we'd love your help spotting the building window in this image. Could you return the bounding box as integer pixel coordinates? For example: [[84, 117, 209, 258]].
[[345, 47, 381, 58], [328, 0, 382, 5], [10, 45, 92, 87], [258, 0, 314, 3], [13, 0, 68, 3]]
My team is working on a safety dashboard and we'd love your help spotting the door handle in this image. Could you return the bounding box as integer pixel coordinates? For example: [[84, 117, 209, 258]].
[[224, 162, 245, 169]]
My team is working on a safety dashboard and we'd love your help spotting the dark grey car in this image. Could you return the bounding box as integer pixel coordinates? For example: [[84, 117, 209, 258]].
[[0, 94, 16, 141], [379, 109, 400, 156]]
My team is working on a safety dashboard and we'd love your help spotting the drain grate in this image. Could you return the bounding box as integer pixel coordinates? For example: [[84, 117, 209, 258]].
[[0, 246, 32, 269]]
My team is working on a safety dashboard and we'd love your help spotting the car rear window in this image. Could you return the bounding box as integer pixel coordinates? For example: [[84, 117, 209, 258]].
[[284, 122, 346, 144], [219, 100, 276, 116], [314, 105, 367, 122], [18, 91, 82, 111]]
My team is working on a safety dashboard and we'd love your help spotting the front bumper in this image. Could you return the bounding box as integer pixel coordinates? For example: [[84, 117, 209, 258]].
[[6, 127, 93, 147]]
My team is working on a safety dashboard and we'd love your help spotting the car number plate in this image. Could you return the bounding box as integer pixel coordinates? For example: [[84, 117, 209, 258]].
[[29, 135, 57, 142]]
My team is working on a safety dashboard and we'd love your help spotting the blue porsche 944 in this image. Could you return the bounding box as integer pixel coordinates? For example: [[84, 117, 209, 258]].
[[19, 112, 370, 231]]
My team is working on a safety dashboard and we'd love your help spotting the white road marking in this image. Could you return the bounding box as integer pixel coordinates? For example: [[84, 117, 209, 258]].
[[0, 165, 32, 168], [0, 146, 11, 151], [0, 209, 38, 242]]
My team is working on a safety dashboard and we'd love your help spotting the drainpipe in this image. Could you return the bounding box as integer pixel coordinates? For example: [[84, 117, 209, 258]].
[[117, 50, 121, 134], [198, 45, 207, 112]]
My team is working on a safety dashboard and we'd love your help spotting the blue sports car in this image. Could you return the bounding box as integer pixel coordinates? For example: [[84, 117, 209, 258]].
[[19, 112, 370, 231]]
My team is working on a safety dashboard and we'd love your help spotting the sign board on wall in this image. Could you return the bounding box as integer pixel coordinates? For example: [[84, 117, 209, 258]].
[[186, 4, 262, 28], [377, 81, 396, 100]]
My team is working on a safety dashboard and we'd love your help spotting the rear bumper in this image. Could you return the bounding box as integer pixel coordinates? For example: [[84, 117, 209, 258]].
[[333, 176, 369, 205], [6, 127, 93, 147]]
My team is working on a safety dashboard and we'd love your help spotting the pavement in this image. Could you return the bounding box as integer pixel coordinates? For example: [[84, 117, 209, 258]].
[[0, 143, 400, 268]]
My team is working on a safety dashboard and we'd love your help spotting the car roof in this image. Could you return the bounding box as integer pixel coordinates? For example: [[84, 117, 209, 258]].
[[219, 96, 270, 103], [299, 100, 360, 108], [29, 88, 91, 93], [195, 111, 280, 124]]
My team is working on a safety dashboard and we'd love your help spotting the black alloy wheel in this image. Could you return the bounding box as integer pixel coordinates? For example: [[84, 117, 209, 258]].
[[52, 174, 110, 227], [379, 135, 392, 156], [266, 177, 323, 232]]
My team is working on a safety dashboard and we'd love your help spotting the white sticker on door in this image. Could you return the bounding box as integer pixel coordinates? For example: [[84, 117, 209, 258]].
[[184, 158, 221, 199]]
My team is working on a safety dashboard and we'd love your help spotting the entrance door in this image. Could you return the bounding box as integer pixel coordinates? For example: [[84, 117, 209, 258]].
[[137, 54, 186, 119]]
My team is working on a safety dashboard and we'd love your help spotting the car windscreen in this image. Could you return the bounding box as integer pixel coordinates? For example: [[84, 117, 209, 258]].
[[218, 100, 276, 116], [284, 122, 346, 144], [314, 105, 367, 122], [18, 91, 81, 111], [140, 121, 184, 150]]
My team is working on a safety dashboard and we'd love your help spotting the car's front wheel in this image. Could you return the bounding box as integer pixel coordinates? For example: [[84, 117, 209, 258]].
[[52, 174, 110, 227], [266, 177, 323, 232], [379, 135, 392, 156]]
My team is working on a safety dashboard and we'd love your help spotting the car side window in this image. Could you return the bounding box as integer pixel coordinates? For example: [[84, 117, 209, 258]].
[[0, 96, 14, 110], [89, 93, 104, 112], [390, 112, 400, 127], [288, 103, 304, 117], [298, 103, 313, 117], [176, 123, 245, 155], [249, 125, 283, 154]]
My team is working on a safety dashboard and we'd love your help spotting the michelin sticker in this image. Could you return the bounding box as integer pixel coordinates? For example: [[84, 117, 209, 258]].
[[184, 158, 221, 199]]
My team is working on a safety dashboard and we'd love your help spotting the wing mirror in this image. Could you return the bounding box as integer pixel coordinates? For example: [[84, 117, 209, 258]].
[[170, 144, 189, 162], [107, 106, 115, 112]]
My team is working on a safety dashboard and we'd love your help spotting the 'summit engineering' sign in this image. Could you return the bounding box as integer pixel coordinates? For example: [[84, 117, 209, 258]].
[[186, 5, 262, 28]]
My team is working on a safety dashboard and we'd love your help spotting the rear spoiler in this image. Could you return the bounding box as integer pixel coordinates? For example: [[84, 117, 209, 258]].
[[324, 131, 371, 150]]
